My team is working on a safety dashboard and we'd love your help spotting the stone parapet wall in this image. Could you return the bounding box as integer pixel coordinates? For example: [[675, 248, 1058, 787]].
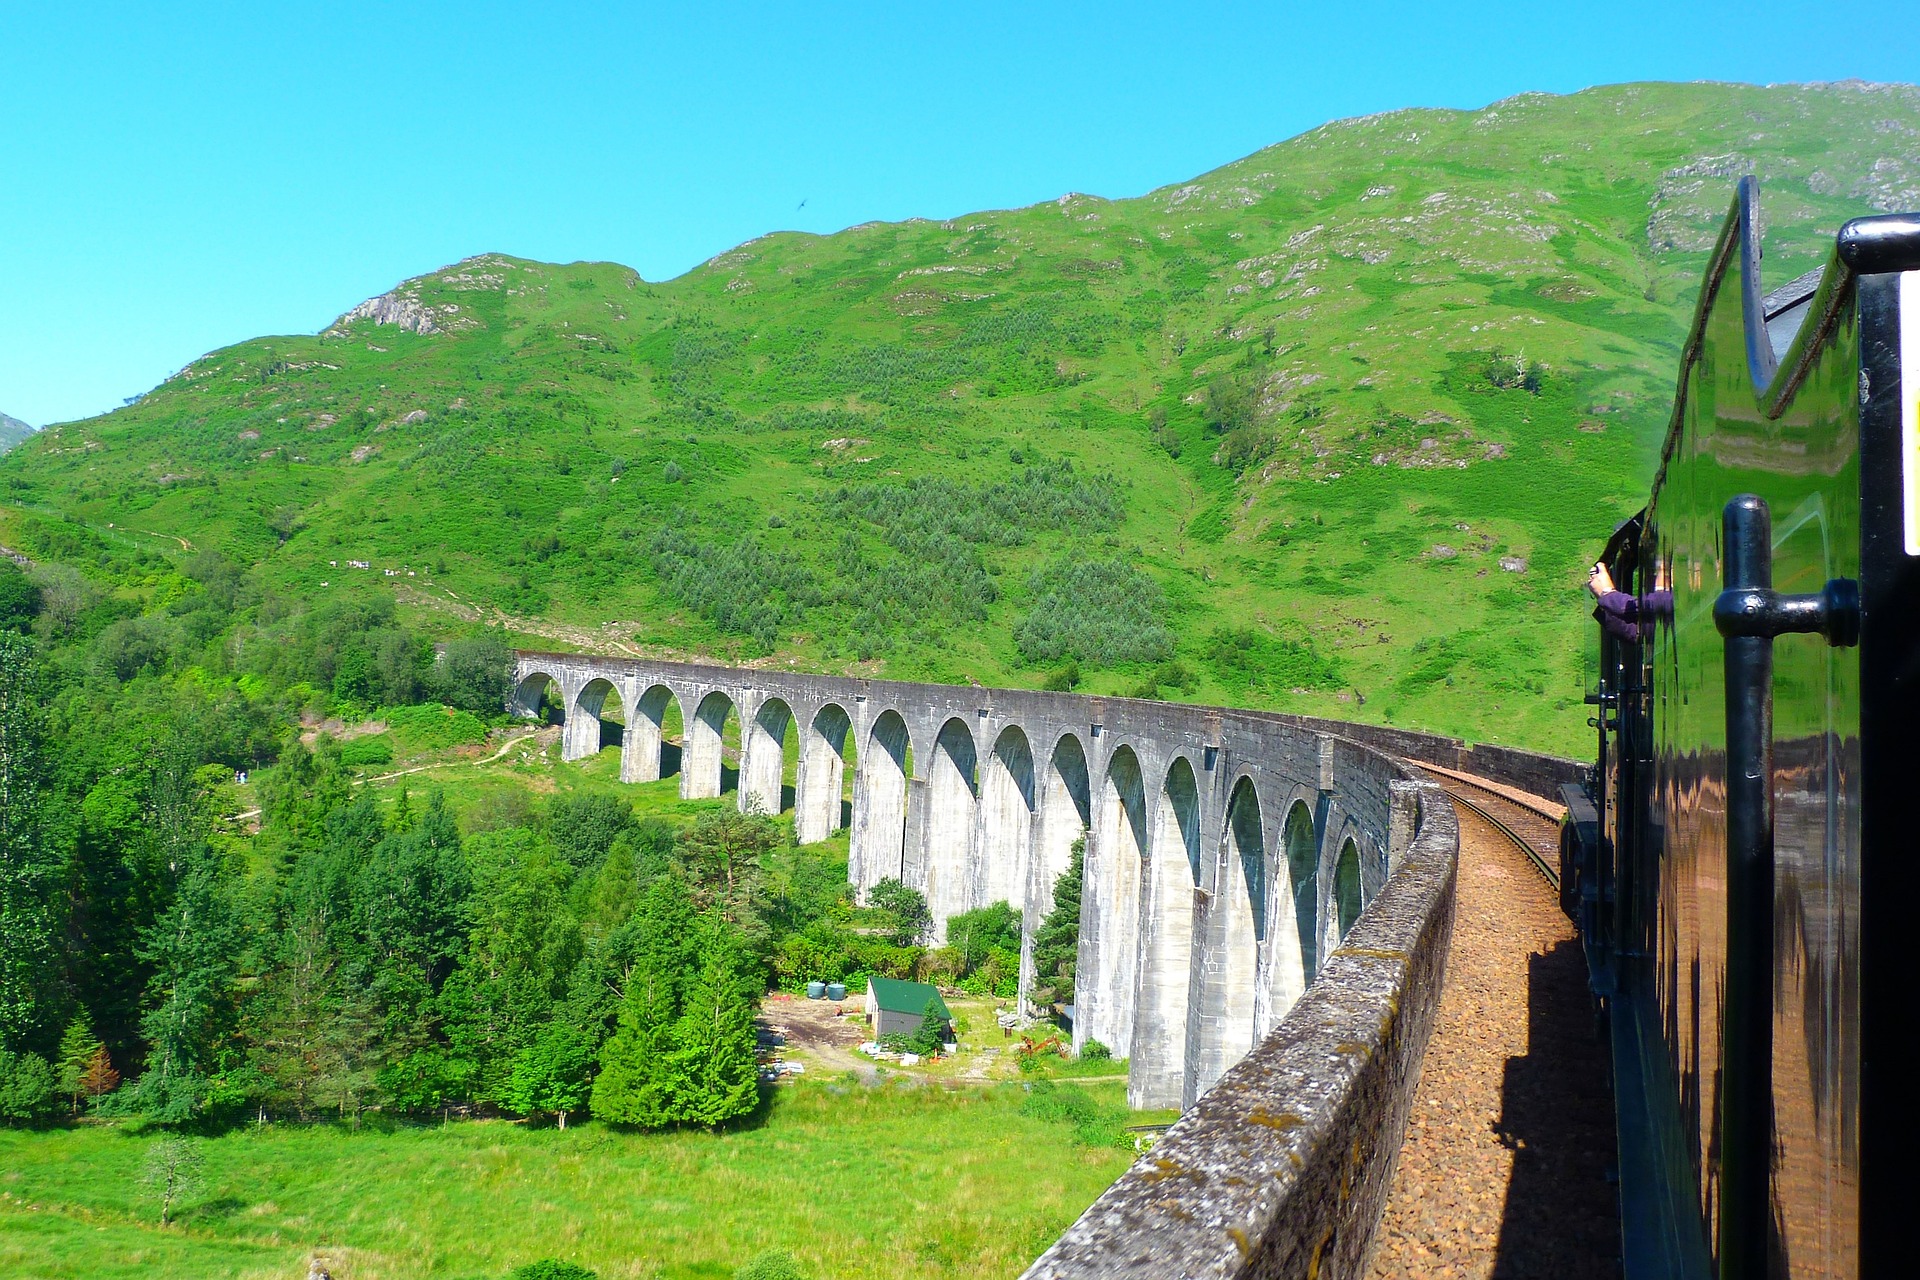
[[1255, 711, 1585, 799], [1023, 780, 1459, 1280]]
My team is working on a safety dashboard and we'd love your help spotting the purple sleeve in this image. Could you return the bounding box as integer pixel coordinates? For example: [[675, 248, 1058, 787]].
[[1592, 591, 1643, 642]]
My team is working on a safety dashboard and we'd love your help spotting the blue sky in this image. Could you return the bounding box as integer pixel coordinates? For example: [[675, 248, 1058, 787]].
[[1, 1, 1912, 426]]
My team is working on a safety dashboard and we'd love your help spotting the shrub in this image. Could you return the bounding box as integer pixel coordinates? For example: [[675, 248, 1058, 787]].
[[510, 1263, 598, 1280], [0, 1049, 58, 1123], [1205, 625, 1343, 697], [1042, 660, 1080, 691], [1079, 1040, 1111, 1062], [867, 878, 930, 947], [735, 1251, 807, 1280], [880, 998, 950, 1058], [1018, 1081, 1129, 1148], [384, 702, 489, 753], [945, 901, 1018, 974], [338, 735, 395, 767]]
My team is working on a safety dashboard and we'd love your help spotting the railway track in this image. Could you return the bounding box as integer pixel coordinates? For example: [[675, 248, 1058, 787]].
[[1416, 764, 1563, 889]]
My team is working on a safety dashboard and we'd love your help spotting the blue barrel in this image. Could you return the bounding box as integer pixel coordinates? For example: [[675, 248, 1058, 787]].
[[826, 982, 847, 1001], [806, 981, 826, 999]]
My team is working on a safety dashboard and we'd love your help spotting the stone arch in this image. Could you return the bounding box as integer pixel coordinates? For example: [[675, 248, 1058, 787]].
[[1192, 775, 1263, 1099], [1132, 754, 1200, 1109], [511, 670, 564, 724], [1258, 791, 1310, 1039], [740, 696, 794, 817], [1283, 799, 1319, 977], [624, 684, 683, 785], [851, 708, 911, 900], [975, 725, 1035, 917], [683, 690, 738, 800], [1077, 744, 1147, 1056], [1035, 733, 1091, 906], [565, 677, 623, 762], [795, 702, 854, 845], [924, 717, 979, 939], [1022, 732, 1092, 1014], [1335, 836, 1364, 938]]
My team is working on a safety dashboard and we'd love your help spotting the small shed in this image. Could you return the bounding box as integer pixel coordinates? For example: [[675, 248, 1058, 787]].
[[866, 977, 952, 1041]]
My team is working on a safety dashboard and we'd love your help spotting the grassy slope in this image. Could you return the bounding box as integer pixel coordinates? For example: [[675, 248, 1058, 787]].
[[0, 1084, 1137, 1280], [4, 81, 1916, 756]]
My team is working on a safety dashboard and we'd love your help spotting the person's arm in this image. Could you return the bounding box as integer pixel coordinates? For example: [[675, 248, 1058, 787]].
[[1591, 590, 1643, 642]]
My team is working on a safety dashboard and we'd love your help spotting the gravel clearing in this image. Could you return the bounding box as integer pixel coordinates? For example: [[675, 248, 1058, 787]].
[[1369, 800, 1620, 1279]]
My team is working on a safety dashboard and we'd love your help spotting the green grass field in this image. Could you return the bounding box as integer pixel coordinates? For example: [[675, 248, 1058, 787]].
[[0, 1082, 1139, 1280]]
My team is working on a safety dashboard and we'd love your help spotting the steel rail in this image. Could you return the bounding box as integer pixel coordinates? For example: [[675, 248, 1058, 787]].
[[1427, 776, 1560, 889]]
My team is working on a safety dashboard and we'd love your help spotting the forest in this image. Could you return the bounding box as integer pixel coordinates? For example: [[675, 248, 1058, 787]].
[[0, 535, 1068, 1135]]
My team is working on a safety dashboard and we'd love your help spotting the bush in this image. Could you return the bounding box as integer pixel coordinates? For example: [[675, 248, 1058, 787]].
[[338, 735, 395, 767], [384, 702, 489, 753], [867, 878, 930, 947], [944, 901, 1018, 972], [0, 1049, 58, 1123], [1205, 625, 1343, 697], [735, 1251, 807, 1280], [1079, 1039, 1111, 1063], [509, 1263, 598, 1280], [1018, 1081, 1128, 1148]]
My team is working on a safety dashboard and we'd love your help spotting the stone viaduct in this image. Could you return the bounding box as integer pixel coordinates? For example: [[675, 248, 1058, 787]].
[[512, 651, 1423, 1111]]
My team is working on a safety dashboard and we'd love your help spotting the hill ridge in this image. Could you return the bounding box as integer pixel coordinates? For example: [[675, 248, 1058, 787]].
[[3, 79, 1916, 755]]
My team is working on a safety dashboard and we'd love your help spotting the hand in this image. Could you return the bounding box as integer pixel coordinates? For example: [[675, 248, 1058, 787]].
[[1588, 563, 1615, 597]]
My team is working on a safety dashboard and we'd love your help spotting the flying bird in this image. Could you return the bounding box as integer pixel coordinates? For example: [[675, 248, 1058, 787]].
[[797, 198, 808, 210]]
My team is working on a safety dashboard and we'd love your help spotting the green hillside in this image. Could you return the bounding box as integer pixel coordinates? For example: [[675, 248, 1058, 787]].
[[5, 80, 1916, 755]]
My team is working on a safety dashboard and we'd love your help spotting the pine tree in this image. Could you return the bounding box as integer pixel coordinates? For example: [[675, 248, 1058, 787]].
[[79, 1044, 120, 1103], [55, 1017, 102, 1115], [127, 738, 238, 1121], [670, 923, 760, 1130], [1030, 835, 1086, 1011], [0, 633, 57, 1053], [354, 790, 468, 1035], [589, 878, 696, 1128], [590, 948, 681, 1127]]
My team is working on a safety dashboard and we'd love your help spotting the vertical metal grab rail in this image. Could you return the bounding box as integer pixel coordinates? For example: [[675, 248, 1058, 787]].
[[1712, 494, 1859, 1278]]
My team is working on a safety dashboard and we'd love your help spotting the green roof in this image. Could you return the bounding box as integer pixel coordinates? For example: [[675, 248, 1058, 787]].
[[867, 976, 950, 1020]]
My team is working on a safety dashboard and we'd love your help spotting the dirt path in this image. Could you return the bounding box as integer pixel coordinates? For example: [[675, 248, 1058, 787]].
[[1368, 803, 1619, 1279], [361, 726, 550, 785]]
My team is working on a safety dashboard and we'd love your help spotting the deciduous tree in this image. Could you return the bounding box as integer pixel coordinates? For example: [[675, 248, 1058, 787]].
[[507, 1022, 594, 1128], [139, 1136, 204, 1226]]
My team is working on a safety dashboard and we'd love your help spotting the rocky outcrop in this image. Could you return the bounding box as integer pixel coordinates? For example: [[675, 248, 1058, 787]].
[[327, 289, 446, 336], [0, 411, 35, 453]]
